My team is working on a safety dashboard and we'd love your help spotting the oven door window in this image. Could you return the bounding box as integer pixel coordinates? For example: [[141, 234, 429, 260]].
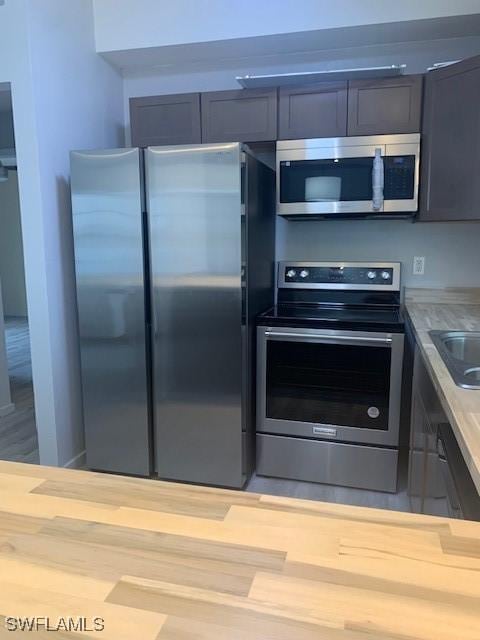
[[280, 157, 374, 204], [266, 339, 391, 430]]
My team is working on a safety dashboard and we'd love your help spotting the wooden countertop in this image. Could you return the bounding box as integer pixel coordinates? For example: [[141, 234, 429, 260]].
[[405, 288, 480, 494], [0, 460, 479, 639]]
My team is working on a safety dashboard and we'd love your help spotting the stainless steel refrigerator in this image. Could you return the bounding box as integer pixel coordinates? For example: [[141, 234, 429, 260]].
[[70, 143, 275, 487]]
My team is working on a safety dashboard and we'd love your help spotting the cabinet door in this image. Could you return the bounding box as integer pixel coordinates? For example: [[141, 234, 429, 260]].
[[347, 75, 423, 136], [423, 417, 449, 517], [419, 56, 480, 221], [408, 348, 450, 516], [408, 389, 427, 513], [278, 82, 347, 139], [129, 93, 201, 147], [201, 89, 277, 143]]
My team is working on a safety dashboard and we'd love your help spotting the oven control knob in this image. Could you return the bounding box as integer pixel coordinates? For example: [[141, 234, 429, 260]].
[[300, 269, 309, 279], [286, 269, 296, 278], [367, 270, 377, 280], [381, 271, 391, 280]]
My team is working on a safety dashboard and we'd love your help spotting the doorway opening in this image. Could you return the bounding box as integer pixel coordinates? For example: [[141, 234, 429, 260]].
[[0, 83, 38, 463]]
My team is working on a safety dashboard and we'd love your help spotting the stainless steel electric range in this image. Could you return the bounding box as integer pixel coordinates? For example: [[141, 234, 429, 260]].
[[256, 261, 405, 493]]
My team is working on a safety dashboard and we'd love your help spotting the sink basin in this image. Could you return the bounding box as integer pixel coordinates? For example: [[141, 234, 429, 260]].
[[441, 332, 480, 364], [430, 331, 480, 389]]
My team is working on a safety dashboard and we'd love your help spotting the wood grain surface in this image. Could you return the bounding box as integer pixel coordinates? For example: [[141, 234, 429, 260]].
[[0, 461, 478, 638], [405, 288, 480, 493]]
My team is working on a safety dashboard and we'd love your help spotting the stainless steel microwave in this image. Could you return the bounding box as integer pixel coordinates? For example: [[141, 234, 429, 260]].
[[276, 134, 420, 218]]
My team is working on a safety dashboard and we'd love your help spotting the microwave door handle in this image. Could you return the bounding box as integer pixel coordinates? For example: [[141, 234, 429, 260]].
[[372, 148, 384, 211]]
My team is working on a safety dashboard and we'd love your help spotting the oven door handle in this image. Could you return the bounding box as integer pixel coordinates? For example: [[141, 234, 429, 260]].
[[264, 331, 392, 345]]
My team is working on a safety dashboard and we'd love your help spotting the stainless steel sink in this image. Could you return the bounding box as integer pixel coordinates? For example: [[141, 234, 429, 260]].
[[429, 331, 480, 389]]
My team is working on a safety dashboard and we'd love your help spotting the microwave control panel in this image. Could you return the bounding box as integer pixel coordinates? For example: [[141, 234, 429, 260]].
[[383, 155, 415, 200]]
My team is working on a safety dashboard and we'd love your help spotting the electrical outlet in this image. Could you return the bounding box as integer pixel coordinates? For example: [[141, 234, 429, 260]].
[[413, 256, 425, 275]]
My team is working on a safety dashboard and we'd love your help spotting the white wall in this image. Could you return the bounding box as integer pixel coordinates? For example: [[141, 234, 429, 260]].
[[24, 0, 124, 467], [0, 0, 57, 465], [0, 171, 28, 316], [93, 0, 480, 51], [0, 0, 124, 467]]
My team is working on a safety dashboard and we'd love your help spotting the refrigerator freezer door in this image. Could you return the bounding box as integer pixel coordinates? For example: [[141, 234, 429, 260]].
[[146, 143, 243, 487], [70, 148, 151, 476]]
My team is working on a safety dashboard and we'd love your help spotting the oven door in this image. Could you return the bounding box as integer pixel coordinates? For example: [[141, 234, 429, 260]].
[[257, 326, 404, 447], [277, 136, 419, 217]]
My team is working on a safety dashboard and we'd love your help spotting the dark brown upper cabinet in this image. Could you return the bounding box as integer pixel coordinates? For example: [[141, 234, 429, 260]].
[[201, 88, 277, 143], [419, 55, 480, 222], [278, 82, 348, 140], [347, 75, 423, 136], [130, 93, 202, 147]]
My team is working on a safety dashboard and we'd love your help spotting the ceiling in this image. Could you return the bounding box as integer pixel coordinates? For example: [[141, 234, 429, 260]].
[[101, 14, 480, 75]]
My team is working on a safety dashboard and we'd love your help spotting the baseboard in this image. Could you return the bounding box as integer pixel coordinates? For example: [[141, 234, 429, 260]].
[[0, 402, 15, 418], [63, 450, 87, 470]]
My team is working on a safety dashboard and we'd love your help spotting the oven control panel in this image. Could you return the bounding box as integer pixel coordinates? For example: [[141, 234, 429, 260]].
[[279, 262, 400, 291]]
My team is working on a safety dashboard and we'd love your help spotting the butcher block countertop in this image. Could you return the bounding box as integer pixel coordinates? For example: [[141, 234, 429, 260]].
[[405, 288, 480, 494], [0, 461, 479, 639]]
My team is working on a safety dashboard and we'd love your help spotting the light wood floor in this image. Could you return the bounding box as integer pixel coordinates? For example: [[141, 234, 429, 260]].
[[0, 460, 478, 640], [0, 317, 38, 463]]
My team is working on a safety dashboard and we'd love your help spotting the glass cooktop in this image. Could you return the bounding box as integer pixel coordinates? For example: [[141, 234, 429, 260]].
[[258, 304, 404, 332]]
